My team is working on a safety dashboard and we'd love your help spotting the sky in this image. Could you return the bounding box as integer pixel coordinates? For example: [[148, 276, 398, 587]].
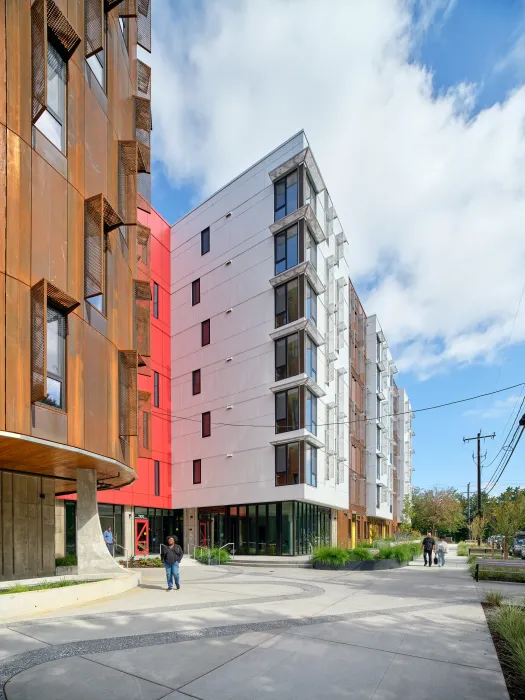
[[147, 0, 525, 496]]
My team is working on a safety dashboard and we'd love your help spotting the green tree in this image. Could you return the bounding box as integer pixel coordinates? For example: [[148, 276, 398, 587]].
[[488, 490, 525, 559], [411, 487, 465, 535], [400, 494, 414, 533]]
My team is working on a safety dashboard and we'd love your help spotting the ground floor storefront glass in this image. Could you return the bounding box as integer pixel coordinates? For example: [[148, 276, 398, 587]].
[[134, 507, 184, 554], [198, 501, 331, 556]]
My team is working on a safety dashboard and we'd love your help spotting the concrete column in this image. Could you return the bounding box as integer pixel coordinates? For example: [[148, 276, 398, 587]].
[[76, 469, 123, 575], [55, 499, 65, 558], [330, 509, 338, 547], [183, 507, 198, 555], [123, 505, 134, 557]]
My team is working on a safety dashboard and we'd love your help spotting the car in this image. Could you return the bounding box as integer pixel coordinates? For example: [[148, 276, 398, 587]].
[[510, 536, 525, 557]]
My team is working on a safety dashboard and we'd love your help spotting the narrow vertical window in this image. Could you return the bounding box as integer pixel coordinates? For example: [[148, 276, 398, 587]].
[[154, 460, 160, 496], [274, 224, 298, 274], [202, 412, 211, 438], [193, 459, 201, 484], [118, 16, 128, 49], [306, 445, 317, 487], [274, 171, 298, 221], [201, 319, 210, 346], [306, 336, 317, 382], [201, 227, 210, 255], [192, 369, 201, 396], [87, 17, 106, 89], [306, 283, 317, 325], [192, 279, 200, 306], [41, 304, 67, 410], [154, 370, 159, 407], [143, 410, 149, 448], [35, 41, 67, 152], [306, 390, 317, 435], [153, 281, 159, 319]]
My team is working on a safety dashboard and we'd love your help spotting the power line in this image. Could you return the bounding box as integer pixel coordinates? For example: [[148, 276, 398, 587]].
[[485, 422, 525, 495], [483, 393, 525, 471], [493, 279, 525, 390]]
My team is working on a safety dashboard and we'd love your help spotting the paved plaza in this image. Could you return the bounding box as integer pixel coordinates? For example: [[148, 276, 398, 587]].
[[0, 548, 514, 699]]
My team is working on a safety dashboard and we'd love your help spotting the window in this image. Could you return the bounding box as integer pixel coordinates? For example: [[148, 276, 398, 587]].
[[306, 231, 317, 270], [274, 224, 298, 275], [376, 335, 381, 362], [192, 369, 201, 396], [86, 19, 106, 89], [154, 460, 160, 496], [376, 485, 381, 509], [35, 41, 66, 153], [306, 336, 317, 382], [193, 459, 201, 484], [377, 370, 381, 392], [376, 425, 381, 451], [377, 396, 381, 421], [275, 278, 298, 328], [201, 319, 210, 346], [153, 282, 159, 319], [306, 283, 317, 325], [118, 16, 128, 48], [275, 388, 299, 434], [306, 390, 317, 435], [143, 411, 149, 448], [192, 279, 200, 306], [40, 304, 66, 410], [275, 442, 300, 486], [202, 412, 211, 438], [377, 455, 381, 479], [304, 174, 317, 214], [154, 371, 159, 407], [201, 227, 210, 255], [274, 171, 298, 221], [306, 445, 317, 487], [275, 333, 299, 381]]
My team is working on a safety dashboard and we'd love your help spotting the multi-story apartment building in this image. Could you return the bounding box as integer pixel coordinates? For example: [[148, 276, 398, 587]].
[[396, 386, 415, 526], [365, 315, 398, 538], [0, 0, 152, 580], [171, 132, 350, 556], [339, 281, 368, 547]]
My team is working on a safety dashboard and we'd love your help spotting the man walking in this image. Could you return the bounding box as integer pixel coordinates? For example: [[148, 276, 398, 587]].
[[103, 526, 114, 556], [422, 532, 435, 567], [163, 535, 183, 591]]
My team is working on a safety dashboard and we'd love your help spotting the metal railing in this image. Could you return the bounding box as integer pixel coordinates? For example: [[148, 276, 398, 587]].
[[192, 545, 211, 565], [218, 543, 235, 565], [114, 543, 129, 567]]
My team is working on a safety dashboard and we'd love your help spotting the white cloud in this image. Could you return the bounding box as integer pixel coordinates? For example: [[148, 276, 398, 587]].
[[151, 0, 525, 378], [463, 395, 521, 419]]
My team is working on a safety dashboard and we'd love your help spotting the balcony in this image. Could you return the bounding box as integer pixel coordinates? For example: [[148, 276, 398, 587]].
[[269, 317, 325, 347], [270, 372, 326, 398], [270, 428, 324, 450], [269, 260, 325, 296]]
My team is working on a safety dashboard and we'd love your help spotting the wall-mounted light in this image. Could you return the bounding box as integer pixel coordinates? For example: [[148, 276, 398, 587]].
[[226, 453, 233, 458], [226, 212, 232, 218], [226, 405, 234, 410], [225, 260, 232, 266], [226, 357, 233, 362], [226, 308, 233, 314]]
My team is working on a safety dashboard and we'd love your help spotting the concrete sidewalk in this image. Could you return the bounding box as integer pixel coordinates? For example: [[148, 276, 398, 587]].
[[0, 546, 509, 699]]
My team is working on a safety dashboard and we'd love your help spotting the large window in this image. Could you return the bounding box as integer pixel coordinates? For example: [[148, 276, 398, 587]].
[[201, 227, 210, 255], [40, 304, 66, 410], [306, 336, 317, 382], [193, 459, 201, 484], [35, 41, 66, 153], [192, 279, 200, 306], [153, 282, 159, 319], [306, 231, 317, 270], [154, 460, 160, 496], [306, 390, 317, 435], [275, 333, 299, 381], [275, 278, 298, 328], [304, 174, 317, 213], [275, 388, 299, 434], [274, 224, 298, 275], [201, 319, 210, 346], [192, 369, 201, 395], [87, 21, 106, 89], [306, 283, 317, 325], [376, 425, 381, 451], [154, 371, 159, 407], [275, 442, 300, 486], [306, 445, 317, 487], [202, 411, 211, 437], [274, 170, 298, 221]]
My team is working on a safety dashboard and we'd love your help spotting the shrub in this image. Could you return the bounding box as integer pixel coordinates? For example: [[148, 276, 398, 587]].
[[194, 547, 230, 565], [457, 541, 469, 557], [357, 542, 373, 549], [491, 603, 525, 680], [347, 547, 374, 561], [55, 554, 77, 567], [312, 546, 349, 567], [485, 590, 504, 607], [124, 557, 163, 568], [469, 559, 525, 582], [375, 544, 416, 563]]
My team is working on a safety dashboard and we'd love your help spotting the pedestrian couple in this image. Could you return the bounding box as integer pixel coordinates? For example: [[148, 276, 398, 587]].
[[163, 535, 183, 591], [422, 533, 448, 567]]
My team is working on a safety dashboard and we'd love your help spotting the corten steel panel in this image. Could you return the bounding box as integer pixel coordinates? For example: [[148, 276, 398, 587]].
[[31, 151, 68, 289], [7, 0, 31, 144], [84, 84, 107, 199], [117, 32, 133, 139], [66, 311, 85, 448], [106, 342, 120, 461], [67, 59, 85, 197], [31, 0, 47, 123], [118, 349, 138, 436], [105, 14, 119, 136], [6, 130, 31, 285], [118, 140, 137, 224], [117, 0, 137, 17], [67, 0, 85, 72], [85, 0, 103, 57], [0, 274, 5, 431], [67, 184, 84, 313], [6, 277, 31, 434], [31, 403, 68, 444], [107, 122, 118, 213], [0, 0, 6, 127], [0, 125, 6, 273], [33, 125, 67, 178], [83, 321, 109, 456]]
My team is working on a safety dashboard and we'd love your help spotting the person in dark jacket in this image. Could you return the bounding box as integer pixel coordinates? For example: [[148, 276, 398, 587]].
[[163, 535, 183, 590], [422, 532, 436, 567]]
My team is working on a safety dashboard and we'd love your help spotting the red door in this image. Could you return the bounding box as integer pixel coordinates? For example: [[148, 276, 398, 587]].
[[199, 521, 208, 547], [135, 518, 149, 556]]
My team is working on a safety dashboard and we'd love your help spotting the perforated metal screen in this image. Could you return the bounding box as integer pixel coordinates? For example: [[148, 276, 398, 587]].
[[138, 390, 151, 455], [85, 0, 103, 58], [137, 223, 151, 267], [47, 0, 81, 57], [119, 350, 138, 436], [84, 194, 104, 299], [118, 141, 138, 225], [134, 280, 151, 357], [137, 0, 151, 52], [31, 0, 47, 122], [137, 60, 151, 98], [118, 0, 138, 17]]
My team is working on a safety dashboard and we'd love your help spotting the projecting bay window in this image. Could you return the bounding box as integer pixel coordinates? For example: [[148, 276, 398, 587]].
[[275, 442, 300, 486], [306, 283, 317, 325], [306, 390, 317, 435], [274, 170, 298, 222], [275, 278, 298, 328], [275, 224, 298, 275], [275, 388, 300, 434], [306, 445, 317, 487], [275, 333, 299, 381]]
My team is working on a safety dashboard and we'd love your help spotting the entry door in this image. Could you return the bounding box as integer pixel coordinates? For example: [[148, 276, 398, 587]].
[[135, 518, 149, 556], [199, 521, 208, 547]]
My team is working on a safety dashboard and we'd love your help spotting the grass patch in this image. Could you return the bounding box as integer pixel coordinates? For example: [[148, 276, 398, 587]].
[[375, 543, 419, 562], [485, 590, 504, 607], [194, 547, 230, 565], [457, 541, 469, 557], [356, 542, 373, 549], [346, 547, 374, 561], [55, 554, 77, 567], [312, 546, 349, 566], [0, 579, 100, 595], [489, 603, 525, 695]]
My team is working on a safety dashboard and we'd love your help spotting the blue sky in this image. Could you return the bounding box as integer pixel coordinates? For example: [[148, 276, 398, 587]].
[[150, 0, 525, 496]]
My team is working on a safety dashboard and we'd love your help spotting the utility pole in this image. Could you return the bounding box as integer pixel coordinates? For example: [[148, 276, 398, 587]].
[[467, 482, 470, 540], [463, 431, 495, 544]]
